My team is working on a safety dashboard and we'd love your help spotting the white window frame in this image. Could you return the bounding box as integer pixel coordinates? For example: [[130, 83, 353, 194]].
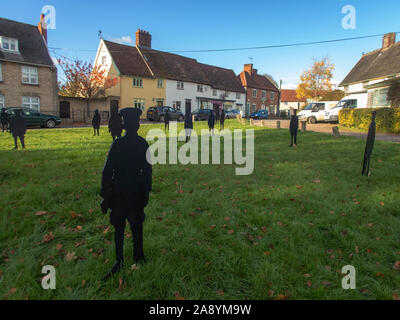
[[270, 92, 275, 100], [157, 78, 163, 88], [22, 96, 40, 111], [262, 90, 266, 98], [133, 77, 143, 88], [197, 84, 203, 92], [213, 89, 217, 96], [177, 81, 184, 90], [0, 37, 19, 52], [101, 56, 107, 65], [134, 99, 145, 111], [236, 92, 241, 99], [0, 95, 4, 108], [252, 89, 257, 98], [0, 63, 2, 82], [22, 66, 38, 84]]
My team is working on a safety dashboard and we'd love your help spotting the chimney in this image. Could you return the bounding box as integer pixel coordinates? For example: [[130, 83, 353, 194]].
[[382, 32, 396, 50], [136, 29, 152, 48], [244, 64, 253, 74], [38, 14, 47, 44]]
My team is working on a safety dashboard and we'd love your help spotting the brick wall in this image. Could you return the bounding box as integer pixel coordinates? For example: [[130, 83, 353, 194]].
[[246, 87, 279, 113], [0, 61, 58, 115]]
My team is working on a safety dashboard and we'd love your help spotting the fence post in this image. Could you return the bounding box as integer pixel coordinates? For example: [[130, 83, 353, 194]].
[[301, 121, 307, 132], [276, 121, 281, 129], [332, 126, 340, 137]]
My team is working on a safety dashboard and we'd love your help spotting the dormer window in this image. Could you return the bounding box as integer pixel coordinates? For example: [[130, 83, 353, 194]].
[[0, 37, 19, 52]]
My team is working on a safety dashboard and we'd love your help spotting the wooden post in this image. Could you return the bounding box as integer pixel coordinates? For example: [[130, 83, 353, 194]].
[[276, 121, 281, 129], [301, 121, 307, 132], [250, 118, 254, 126], [332, 126, 340, 137]]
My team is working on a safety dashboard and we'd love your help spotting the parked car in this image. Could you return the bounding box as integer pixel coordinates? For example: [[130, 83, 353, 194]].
[[225, 109, 241, 119], [297, 101, 337, 124], [147, 106, 184, 122], [193, 109, 213, 121], [4, 107, 61, 128], [249, 110, 269, 120], [324, 94, 368, 123]]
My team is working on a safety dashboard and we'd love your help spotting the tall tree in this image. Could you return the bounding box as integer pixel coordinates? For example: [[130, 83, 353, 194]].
[[58, 58, 118, 116], [296, 57, 335, 101]]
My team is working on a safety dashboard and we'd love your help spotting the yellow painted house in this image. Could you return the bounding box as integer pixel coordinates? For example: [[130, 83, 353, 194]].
[[93, 30, 165, 118]]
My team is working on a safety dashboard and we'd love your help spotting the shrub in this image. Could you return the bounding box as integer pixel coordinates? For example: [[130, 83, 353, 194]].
[[339, 107, 400, 133]]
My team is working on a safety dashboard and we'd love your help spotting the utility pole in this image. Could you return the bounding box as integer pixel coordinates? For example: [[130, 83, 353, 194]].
[[277, 79, 282, 118]]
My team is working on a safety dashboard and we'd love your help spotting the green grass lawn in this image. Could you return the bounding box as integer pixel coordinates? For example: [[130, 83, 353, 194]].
[[0, 119, 399, 300]]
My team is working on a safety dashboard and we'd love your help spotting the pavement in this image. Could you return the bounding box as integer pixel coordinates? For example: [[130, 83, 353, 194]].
[[252, 120, 400, 143]]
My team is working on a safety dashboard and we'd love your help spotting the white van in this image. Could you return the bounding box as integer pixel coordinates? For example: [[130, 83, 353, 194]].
[[324, 94, 368, 123], [297, 101, 338, 124]]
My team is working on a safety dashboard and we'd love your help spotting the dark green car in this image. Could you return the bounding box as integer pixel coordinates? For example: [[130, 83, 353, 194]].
[[4, 107, 61, 128]]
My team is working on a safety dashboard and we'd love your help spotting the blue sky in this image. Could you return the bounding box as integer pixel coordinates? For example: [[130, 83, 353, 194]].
[[1, 0, 400, 88]]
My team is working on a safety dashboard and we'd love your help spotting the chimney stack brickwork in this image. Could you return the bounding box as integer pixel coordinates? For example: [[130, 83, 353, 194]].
[[244, 64, 253, 74], [136, 29, 152, 48], [382, 32, 396, 50]]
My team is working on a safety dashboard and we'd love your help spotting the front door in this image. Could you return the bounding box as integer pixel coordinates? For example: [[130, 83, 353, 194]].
[[185, 100, 191, 115], [60, 101, 71, 119]]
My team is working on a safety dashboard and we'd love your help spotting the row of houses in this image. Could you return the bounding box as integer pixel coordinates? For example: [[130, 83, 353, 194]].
[[0, 15, 280, 122], [1, 14, 399, 123]]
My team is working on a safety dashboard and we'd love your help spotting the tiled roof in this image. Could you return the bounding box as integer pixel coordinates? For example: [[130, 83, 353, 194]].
[[280, 89, 307, 102], [0, 17, 53, 67], [340, 42, 400, 86], [104, 40, 245, 92], [238, 70, 279, 92], [103, 40, 153, 77]]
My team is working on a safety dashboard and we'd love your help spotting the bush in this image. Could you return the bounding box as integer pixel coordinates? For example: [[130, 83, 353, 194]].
[[338, 107, 400, 133]]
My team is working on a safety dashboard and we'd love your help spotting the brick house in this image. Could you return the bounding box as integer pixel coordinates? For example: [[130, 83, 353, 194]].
[[0, 16, 58, 114], [238, 64, 279, 116]]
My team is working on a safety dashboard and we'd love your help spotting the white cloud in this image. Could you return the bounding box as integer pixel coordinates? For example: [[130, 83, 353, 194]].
[[282, 83, 298, 90], [110, 36, 133, 44]]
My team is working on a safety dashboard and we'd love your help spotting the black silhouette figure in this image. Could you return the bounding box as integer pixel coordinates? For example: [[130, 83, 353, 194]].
[[164, 108, 170, 130], [1, 108, 9, 132], [108, 106, 123, 140], [92, 109, 101, 136], [100, 107, 152, 281], [362, 111, 377, 176], [289, 109, 299, 147], [220, 109, 225, 130], [184, 112, 193, 143], [9, 109, 26, 149], [208, 111, 215, 135], [154, 107, 160, 124]]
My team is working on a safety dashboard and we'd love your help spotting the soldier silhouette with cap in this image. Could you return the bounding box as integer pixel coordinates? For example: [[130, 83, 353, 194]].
[[289, 109, 299, 147], [108, 106, 123, 140], [1, 108, 9, 132], [9, 109, 26, 149], [92, 109, 101, 136], [208, 110, 215, 135], [362, 111, 377, 176], [164, 108, 170, 130], [100, 107, 152, 281], [184, 111, 193, 143]]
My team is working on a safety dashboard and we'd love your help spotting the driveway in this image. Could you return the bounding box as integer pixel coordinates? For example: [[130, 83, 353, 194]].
[[252, 120, 400, 143]]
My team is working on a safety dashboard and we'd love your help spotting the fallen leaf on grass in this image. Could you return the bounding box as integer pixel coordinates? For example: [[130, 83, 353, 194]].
[[56, 243, 63, 250], [65, 251, 76, 261], [394, 261, 400, 271], [35, 211, 48, 216], [261, 226, 267, 233], [264, 251, 271, 256], [228, 229, 234, 234], [216, 290, 224, 296], [173, 291, 185, 300], [303, 274, 311, 278], [119, 278, 123, 289], [306, 280, 312, 288], [209, 224, 216, 230], [393, 293, 400, 300], [41, 232, 54, 244]]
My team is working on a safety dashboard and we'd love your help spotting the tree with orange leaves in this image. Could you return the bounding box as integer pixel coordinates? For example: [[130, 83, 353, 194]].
[[58, 58, 118, 117], [296, 57, 335, 102]]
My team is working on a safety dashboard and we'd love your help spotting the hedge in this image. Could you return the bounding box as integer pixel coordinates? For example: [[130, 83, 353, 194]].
[[338, 107, 400, 134]]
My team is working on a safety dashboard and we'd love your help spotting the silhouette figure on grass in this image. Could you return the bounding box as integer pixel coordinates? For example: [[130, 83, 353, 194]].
[[362, 111, 377, 176], [164, 108, 170, 131], [108, 106, 123, 140], [92, 109, 101, 136], [208, 111, 215, 135], [9, 109, 26, 149], [289, 109, 299, 147], [220, 109, 225, 130], [1, 108, 9, 132], [184, 112, 193, 143], [100, 107, 152, 281]]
